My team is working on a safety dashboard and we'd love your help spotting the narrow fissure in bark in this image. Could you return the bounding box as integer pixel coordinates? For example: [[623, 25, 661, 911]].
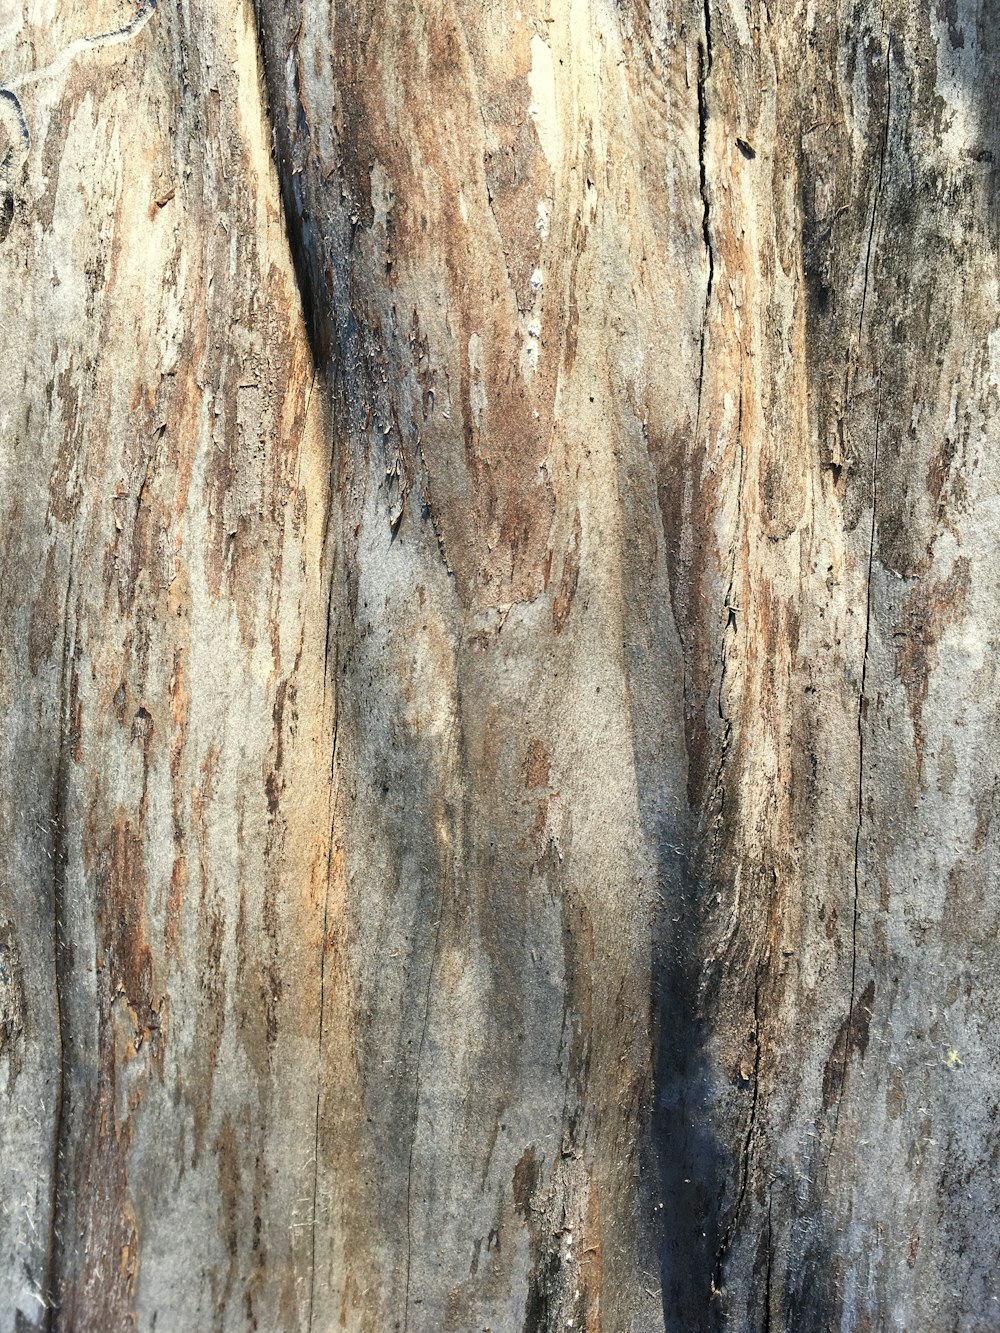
[[857, 39, 892, 346], [709, 373, 744, 869], [711, 963, 762, 1299], [724, 374, 745, 634], [309, 667, 341, 1333], [837, 367, 882, 1154], [834, 38, 891, 1154], [762, 1186, 774, 1333], [697, 0, 714, 304], [248, 9, 329, 384], [694, 0, 714, 442], [46, 539, 78, 1332]]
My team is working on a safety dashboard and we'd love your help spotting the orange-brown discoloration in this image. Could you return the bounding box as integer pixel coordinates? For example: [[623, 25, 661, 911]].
[[895, 557, 970, 776], [523, 739, 551, 791], [551, 513, 582, 634], [57, 809, 163, 1331], [98, 818, 154, 1021], [578, 1184, 604, 1333]]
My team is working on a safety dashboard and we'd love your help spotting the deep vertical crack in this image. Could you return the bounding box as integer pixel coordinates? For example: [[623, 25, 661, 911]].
[[45, 530, 77, 1333], [857, 40, 892, 349], [840, 368, 881, 1136], [762, 1186, 774, 1333], [709, 368, 744, 870], [694, 0, 714, 442], [833, 35, 890, 1152], [250, 16, 336, 1327], [308, 622, 340, 1333], [697, 0, 714, 306], [711, 960, 762, 1300]]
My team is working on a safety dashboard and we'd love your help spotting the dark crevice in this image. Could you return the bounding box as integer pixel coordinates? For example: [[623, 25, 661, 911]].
[[709, 366, 744, 869], [46, 531, 78, 1333], [249, 26, 339, 1320], [308, 640, 341, 1333], [835, 365, 881, 1154], [831, 35, 890, 1157], [694, 2, 714, 445], [250, 5, 329, 381], [711, 964, 762, 1301], [695, 322, 709, 444], [724, 373, 745, 634], [697, 5, 714, 306], [310, 451, 343, 1331], [762, 1187, 774, 1333], [857, 40, 892, 350]]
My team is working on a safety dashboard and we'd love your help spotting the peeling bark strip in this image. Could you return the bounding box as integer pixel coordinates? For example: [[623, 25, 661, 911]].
[[2, 0, 1000, 1329]]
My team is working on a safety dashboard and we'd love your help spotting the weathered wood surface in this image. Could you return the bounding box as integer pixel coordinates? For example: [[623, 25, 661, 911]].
[[1, 2, 335, 1327], [2, 0, 999, 1328]]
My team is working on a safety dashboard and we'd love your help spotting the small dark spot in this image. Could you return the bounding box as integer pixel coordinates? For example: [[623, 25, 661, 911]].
[[265, 771, 280, 816], [131, 706, 153, 743], [736, 138, 756, 160], [512, 1146, 539, 1216], [0, 190, 13, 243], [114, 682, 127, 724]]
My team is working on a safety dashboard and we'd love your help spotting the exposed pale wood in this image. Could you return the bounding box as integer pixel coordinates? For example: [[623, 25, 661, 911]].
[[1, 2, 333, 1327]]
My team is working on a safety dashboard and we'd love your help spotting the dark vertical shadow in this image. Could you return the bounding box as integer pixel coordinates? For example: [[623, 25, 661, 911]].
[[649, 854, 732, 1332], [616, 447, 738, 1330], [962, 4, 1000, 238]]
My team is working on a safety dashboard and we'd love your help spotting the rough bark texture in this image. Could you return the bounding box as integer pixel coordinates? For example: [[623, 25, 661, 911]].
[[2, 0, 999, 1329]]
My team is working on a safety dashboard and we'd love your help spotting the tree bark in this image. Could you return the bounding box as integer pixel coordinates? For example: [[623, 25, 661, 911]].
[[2, 0, 999, 1330]]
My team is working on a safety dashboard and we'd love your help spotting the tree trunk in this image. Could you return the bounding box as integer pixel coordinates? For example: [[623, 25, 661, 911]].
[[2, 0, 998, 1329]]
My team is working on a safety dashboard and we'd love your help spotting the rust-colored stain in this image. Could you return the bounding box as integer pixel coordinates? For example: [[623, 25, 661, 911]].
[[57, 813, 160, 1330], [578, 1184, 604, 1333], [165, 855, 186, 960], [97, 818, 155, 1046], [274, 4, 563, 611], [907, 1226, 920, 1267], [551, 512, 582, 633], [523, 739, 551, 790], [894, 557, 970, 777]]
